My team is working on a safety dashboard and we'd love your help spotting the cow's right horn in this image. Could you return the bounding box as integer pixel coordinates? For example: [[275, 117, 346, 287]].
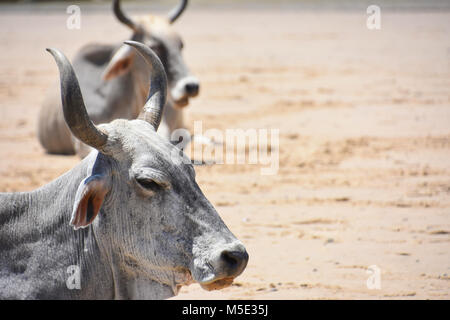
[[46, 48, 108, 152], [124, 41, 167, 131]]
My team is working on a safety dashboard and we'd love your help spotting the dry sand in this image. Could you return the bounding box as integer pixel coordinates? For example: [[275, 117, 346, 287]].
[[0, 6, 449, 299]]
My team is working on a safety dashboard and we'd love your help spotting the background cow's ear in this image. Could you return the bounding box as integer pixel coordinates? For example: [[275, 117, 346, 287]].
[[71, 174, 111, 230], [102, 45, 135, 81]]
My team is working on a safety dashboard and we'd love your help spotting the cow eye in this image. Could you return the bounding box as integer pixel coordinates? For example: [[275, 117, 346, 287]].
[[148, 43, 167, 67], [150, 43, 161, 51], [134, 168, 170, 193], [136, 178, 161, 192], [149, 42, 164, 55]]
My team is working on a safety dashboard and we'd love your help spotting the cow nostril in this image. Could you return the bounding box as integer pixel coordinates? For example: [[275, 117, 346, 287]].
[[220, 250, 249, 276], [221, 251, 238, 266], [184, 82, 199, 96]]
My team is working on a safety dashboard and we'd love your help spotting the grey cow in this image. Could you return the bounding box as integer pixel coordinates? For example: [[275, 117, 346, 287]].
[[38, 0, 200, 158], [0, 42, 247, 299]]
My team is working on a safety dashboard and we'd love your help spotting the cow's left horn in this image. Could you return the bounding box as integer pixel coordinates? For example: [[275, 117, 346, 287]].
[[168, 0, 188, 24], [46, 48, 108, 151], [124, 41, 167, 131], [113, 0, 138, 31]]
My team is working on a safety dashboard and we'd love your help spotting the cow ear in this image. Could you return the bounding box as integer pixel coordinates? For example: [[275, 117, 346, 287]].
[[70, 174, 111, 230], [102, 45, 135, 81]]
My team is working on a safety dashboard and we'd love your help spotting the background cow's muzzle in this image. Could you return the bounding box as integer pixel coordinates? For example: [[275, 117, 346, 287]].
[[171, 76, 200, 107]]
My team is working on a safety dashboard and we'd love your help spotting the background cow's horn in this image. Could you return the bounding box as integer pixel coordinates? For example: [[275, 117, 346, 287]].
[[124, 41, 167, 131], [168, 0, 188, 24], [113, 0, 138, 31], [46, 48, 108, 151]]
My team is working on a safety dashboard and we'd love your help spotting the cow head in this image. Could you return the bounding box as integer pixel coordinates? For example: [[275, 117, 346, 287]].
[[103, 0, 199, 109], [47, 41, 247, 299]]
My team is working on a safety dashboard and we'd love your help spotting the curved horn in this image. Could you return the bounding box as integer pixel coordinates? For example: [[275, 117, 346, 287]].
[[113, 0, 138, 31], [124, 41, 167, 130], [168, 0, 188, 24], [46, 48, 108, 151]]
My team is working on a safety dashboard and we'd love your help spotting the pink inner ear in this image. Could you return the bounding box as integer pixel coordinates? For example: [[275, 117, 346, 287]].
[[72, 180, 109, 229], [103, 59, 130, 81]]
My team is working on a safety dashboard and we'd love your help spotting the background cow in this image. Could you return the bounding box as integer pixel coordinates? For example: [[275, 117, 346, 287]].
[[37, 0, 200, 157]]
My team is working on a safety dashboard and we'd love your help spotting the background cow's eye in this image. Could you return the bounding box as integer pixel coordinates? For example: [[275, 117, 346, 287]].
[[136, 178, 161, 192], [149, 42, 164, 56], [150, 43, 161, 51], [148, 43, 168, 67]]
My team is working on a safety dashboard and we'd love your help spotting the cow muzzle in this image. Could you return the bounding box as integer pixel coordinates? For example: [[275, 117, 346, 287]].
[[192, 242, 249, 291], [170, 76, 200, 108]]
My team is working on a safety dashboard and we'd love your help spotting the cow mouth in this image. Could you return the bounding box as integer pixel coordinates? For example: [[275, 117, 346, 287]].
[[198, 277, 235, 291], [188, 265, 236, 291], [172, 97, 189, 108]]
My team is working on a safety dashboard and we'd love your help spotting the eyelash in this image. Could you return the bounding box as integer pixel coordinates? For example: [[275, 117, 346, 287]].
[[136, 179, 161, 192]]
